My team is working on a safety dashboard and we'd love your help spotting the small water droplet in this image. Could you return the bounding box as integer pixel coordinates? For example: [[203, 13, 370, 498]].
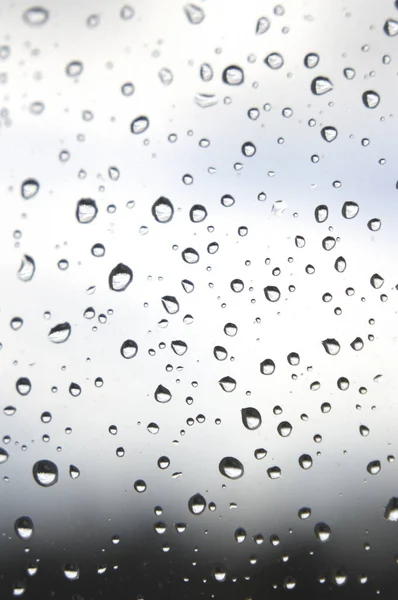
[[315, 205, 328, 222], [304, 53, 319, 68], [311, 76, 333, 95], [184, 3, 205, 24], [63, 564, 80, 580], [76, 198, 98, 224], [131, 116, 149, 134], [23, 6, 49, 26], [260, 358, 275, 375], [362, 90, 380, 109], [17, 255, 35, 282], [321, 126, 338, 142], [222, 65, 244, 85], [299, 454, 313, 469], [278, 421, 292, 437], [264, 286, 280, 302], [152, 197, 174, 223], [265, 53, 284, 69], [69, 464, 80, 479], [200, 63, 213, 81], [109, 263, 133, 292], [66, 61, 83, 77], [367, 460, 381, 475], [322, 338, 340, 355], [314, 522, 331, 542], [384, 497, 398, 521], [158, 68, 173, 85], [256, 16, 270, 34], [21, 178, 39, 199], [154, 384, 172, 403]]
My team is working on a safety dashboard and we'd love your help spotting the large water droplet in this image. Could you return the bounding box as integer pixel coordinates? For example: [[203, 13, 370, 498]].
[[161, 296, 179, 314], [314, 522, 331, 542], [321, 126, 338, 142], [184, 3, 205, 24], [241, 407, 262, 430], [154, 384, 172, 403], [152, 197, 174, 223], [265, 53, 284, 69], [109, 263, 133, 291], [182, 248, 200, 263], [362, 90, 380, 109], [342, 201, 359, 219], [120, 339, 138, 358], [189, 204, 207, 223], [16, 377, 31, 395], [256, 16, 270, 35], [219, 456, 244, 479], [21, 178, 39, 199], [76, 198, 98, 224], [131, 116, 149, 134], [222, 65, 244, 85], [277, 421, 292, 437], [218, 376, 236, 392], [299, 454, 313, 469], [311, 76, 333, 95], [32, 459, 58, 487], [384, 18, 398, 36], [384, 497, 398, 521], [23, 6, 49, 26], [188, 493, 206, 514], [171, 340, 187, 355], [17, 255, 35, 282], [370, 273, 384, 289], [260, 359, 275, 375], [212, 565, 227, 582], [48, 322, 71, 343], [264, 286, 280, 302], [322, 338, 340, 355], [367, 460, 381, 475], [14, 516, 34, 540]]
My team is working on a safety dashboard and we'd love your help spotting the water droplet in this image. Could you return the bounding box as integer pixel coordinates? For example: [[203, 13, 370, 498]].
[[321, 126, 338, 142], [119, 340, 138, 359], [171, 340, 187, 355], [161, 296, 179, 314], [200, 63, 213, 81], [184, 4, 205, 24], [322, 236, 336, 251], [299, 454, 313, 469], [194, 93, 218, 108], [224, 322, 237, 336], [189, 204, 207, 222], [242, 142, 256, 157], [154, 385, 172, 403], [368, 218, 381, 231], [151, 197, 174, 223], [370, 273, 384, 289], [231, 279, 244, 292], [134, 479, 147, 493], [64, 564, 80, 581], [222, 65, 244, 85], [344, 67, 356, 79], [362, 90, 380, 109], [350, 337, 364, 351], [235, 527, 246, 542], [367, 460, 381, 475], [265, 53, 284, 69], [158, 68, 173, 86], [182, 248, 200, 263], [219, 456, 244, 479], [342, 201, 359, 219], [212, 565, 227, 582], [264, 286, 280, 302], [21, 178, 39, 199], [241, 407, 262, 430], [277, 421, 292, 437], [267, 466, 281, 479], [256, 16, 270, 34], [17, 255, 35, 282], [260, 358, 275, 375], [48, 322, 71, 343], [384, 18, 398, 36], [315, 205, 328, 222], [109, 263, 133, 292], [311, 76, 333, 95], [298, 507, 311, 520], [188, 493, 206, 514], [33, 459, 58, 487], [76, 198, 98, 224], [384, 497, 398, 521], [122, 82, 134, 96], [335, 257, 346, 273], [0, 448, 9, 463], [304, 53, 319, 68], [23, 6, 49, 26], [181, 279, 194, 293], [69, 382, 81, 397], [333, 570, 347, 586], [287, 352, 300, 366], [272, 200, 287, 215], [314, 522, 331, 542], [16, 377, 31, 396], [214, 346, 227, 361], [322, 338, 340, 355], [131, 116, 149, 134], [221, 194, 235, 207], [218, 376, 236, 392], [66, 61, 83, 77]]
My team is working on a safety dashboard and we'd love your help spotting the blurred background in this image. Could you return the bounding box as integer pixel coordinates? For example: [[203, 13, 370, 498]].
[[0, 0, 398, 598]]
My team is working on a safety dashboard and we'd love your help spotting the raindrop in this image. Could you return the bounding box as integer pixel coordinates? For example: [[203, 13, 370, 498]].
[[14, 517, 34, 540], [171, 340, 187, 355], [154, 385, 172, 403], [219, 456, 244, 479], [120, 340, 138, 359], [335, 257, 346, 273], [315, 205, 328, 222], [131, 116, 149, 134], [0, 448, 9, 463], [367, 460, 381, 475], [222, 65, 244, 85], [181, 279, 194, 293], [188, 493, 206, 514], [182, 248, 199, 263], [194, 93, 218, 108], [214, 346, 227, 360], [314, 522, 331, 542], [161, 296, 179, 314], [64, 565, 80, 581], [322, 338, 340, 355], [350, 337, 364, 351], [256, 16, 270, 34], [277, 421, 292, 437], [224, 322, 237, 336], [158, 68, 173, 85], [384, 497, 398, 521], [219, 376, 236, 392], [299, 454, 313, 469], [200, 63, 213, 82], [212, 566, 227, 583], [304, 53, 319, 68], [21, 179, 39, 199], [32, 459, 58, 487], [362, 90, 380, 109], [48, 322, 71, 343], [264, 286, 280, 302], [260, 359, 275, 375], [344, 67, 355, 79], [267, 466, 281, 479], [242, 142, 256, 157], [109, 263, 133, 291], [184, 3, 205, 24], [92, 243, 105, 257], [221, 194, 235, 207], [189, 204, 207, 222], [370, 273, 384, 289], [241, 407, 262, 430], [16, 377, 31, 396], [287, 352, 300, 366], [368, 218, 381, 231], [321, 126, 338, 142], [384, 18, 398, 36], [76, 198, 98, 224], [152, 197, 174, 223], [134, 479, 147, 493], [17, 255, 35, 282], [69, 382, 81, 396], [265, 53, 284, 69], [66, 61, 83, 77], [235, 527, 247, 542], [342, 201, 359, 219], [272, 200, 287, 216], [311, 76, 333, 95], [23, 6, 49, 26], [69, 465, 80, 479], [298, 507, 311, 520], [231, 279, 244, 292]]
